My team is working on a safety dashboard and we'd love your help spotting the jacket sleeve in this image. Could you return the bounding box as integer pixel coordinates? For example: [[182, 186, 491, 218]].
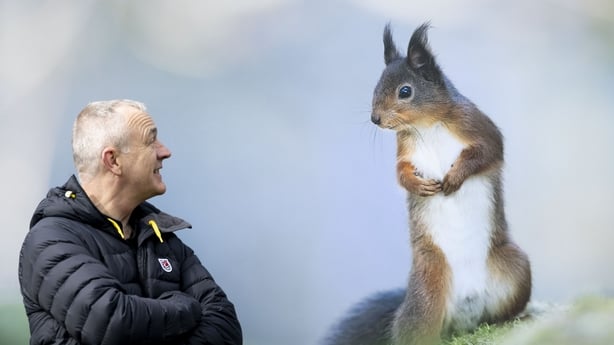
[[19, 218, 203, 345], [172, 237, 243, 345]]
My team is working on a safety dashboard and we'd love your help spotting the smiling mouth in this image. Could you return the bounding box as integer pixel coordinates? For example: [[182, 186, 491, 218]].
[[154, 167, 162, 174]]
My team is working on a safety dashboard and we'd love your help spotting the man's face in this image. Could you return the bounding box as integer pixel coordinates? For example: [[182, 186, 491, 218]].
[[119, 108, 171, 201]]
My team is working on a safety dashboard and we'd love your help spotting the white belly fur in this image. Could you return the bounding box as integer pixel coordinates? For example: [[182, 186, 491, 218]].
[[406, 123, 495, 331]]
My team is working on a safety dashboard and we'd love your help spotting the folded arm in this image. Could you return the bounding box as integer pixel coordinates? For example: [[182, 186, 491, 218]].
[[19, 218, 202, 345]]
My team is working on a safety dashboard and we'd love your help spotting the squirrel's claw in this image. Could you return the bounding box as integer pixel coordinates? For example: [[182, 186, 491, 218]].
[[415, 178, 443, 197]]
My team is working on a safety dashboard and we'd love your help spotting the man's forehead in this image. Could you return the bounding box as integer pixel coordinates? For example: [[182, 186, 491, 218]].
[[120, 107, 159, 144], [124, 108, 156, 129]]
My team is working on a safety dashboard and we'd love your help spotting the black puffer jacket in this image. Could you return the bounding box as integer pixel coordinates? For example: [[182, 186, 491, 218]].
[[18, 175, 242, 345]]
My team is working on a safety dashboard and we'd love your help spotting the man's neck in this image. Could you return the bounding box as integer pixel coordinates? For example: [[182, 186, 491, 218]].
[[81, 175, 138, 238]]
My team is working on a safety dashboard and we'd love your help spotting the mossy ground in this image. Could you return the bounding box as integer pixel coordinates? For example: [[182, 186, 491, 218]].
[[442, 296, 614, 345], [442, 320, 522, 345]]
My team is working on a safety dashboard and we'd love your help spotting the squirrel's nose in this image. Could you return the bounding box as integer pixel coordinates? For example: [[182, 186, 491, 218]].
[[371, 113, 381, 125]]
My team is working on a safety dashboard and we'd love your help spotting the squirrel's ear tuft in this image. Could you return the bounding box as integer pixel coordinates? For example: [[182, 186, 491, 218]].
[[383, 23, 401, 65], [407, 22, 441, 82]]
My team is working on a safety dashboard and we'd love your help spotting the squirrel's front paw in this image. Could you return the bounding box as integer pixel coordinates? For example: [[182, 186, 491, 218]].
[[397, 162, 442, 197], [401, 175, 442, 197], [418, 178, 443, 197], [442, 171, 464, 195]]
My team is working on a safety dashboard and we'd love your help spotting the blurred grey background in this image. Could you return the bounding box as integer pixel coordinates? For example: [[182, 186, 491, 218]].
[[1, 1, 613, 344]]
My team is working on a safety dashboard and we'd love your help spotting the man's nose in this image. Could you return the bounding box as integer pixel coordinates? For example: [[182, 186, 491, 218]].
[[158, 141, 172, 159]]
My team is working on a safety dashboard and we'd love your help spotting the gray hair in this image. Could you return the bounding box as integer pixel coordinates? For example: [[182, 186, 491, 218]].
[[72, 99, 147, 182]]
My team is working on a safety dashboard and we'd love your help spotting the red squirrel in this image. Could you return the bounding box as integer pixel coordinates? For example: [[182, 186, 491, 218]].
[[325, 23, 531, 345]]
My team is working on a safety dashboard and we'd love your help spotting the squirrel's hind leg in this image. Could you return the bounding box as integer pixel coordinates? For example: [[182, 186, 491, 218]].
[[485, 242, 532, 322], [392, 243, 450, 345]]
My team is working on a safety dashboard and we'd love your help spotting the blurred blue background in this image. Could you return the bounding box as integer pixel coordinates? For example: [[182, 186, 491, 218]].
[[1, 1, 613, 344]]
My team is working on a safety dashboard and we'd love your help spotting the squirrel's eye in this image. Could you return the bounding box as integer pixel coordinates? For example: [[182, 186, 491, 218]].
[[398, 85, 412, 99]]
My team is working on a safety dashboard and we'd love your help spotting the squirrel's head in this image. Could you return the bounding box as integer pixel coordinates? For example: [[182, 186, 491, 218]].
[[371, 22, 452, 130]]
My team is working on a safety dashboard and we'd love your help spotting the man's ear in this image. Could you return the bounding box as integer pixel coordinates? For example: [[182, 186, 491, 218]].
[[102, 147, 122, 176]]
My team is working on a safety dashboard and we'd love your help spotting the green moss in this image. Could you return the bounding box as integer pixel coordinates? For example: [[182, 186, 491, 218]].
[[501, 296, 614, 345], [442, 319, 522, 345], [439, 296, 614, 345]]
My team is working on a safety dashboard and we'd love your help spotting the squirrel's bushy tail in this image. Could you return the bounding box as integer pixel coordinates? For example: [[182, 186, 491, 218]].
[[323, 289, 405, 345]]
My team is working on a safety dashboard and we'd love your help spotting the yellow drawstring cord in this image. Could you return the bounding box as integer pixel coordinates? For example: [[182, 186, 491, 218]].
[[107, 217, 163, 243], [148, 220, 164, 243], [107, 218, 125, 239]]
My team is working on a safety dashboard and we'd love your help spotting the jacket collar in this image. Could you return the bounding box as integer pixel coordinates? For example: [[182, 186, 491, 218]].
[[131, 201, 192, 245], [31, 175, 191, 242]]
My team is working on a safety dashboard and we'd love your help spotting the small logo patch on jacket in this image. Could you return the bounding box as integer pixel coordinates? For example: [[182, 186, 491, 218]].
[[158, 258, 173, 272]]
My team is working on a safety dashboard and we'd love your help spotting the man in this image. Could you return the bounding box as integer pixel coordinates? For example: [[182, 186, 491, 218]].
[[18, 99, 242, 345]]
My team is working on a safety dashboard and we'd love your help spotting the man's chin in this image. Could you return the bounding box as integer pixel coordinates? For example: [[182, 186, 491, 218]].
[[147, 184, 167, 199]]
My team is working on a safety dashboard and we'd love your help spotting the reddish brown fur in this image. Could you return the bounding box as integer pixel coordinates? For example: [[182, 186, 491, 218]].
[[370, 23, 531, 345], [323, 23, 532, 345], [393, 230, 451, 345], [396, 160, 442, 197], [393, 104, 504, 196], [487, 231, 532, 323]]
